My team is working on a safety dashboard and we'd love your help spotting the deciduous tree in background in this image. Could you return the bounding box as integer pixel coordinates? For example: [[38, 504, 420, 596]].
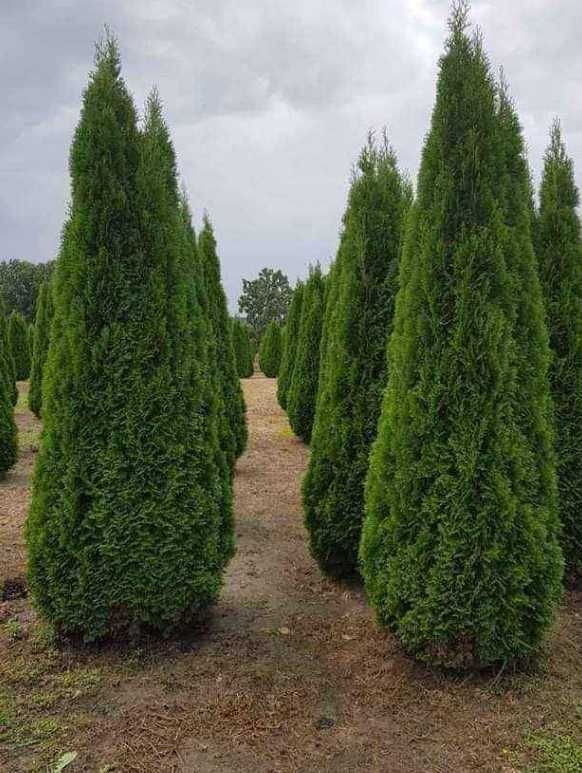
[[360, 6, 562, 668], [536, 120, 582, 581], [238, 268, 292, 338]]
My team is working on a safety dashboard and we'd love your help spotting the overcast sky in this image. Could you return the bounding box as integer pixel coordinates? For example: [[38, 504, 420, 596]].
[[1, 0, 581, 307]]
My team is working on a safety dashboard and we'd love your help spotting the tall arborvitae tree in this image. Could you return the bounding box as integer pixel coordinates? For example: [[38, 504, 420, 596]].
[[287, 266, 325, 443], [360, 7, 562, 668], [28, 281, 54, 417], [179, 193, 234, 568], [0, 293, 17, 405], [259, 319, 282, 377], [0, 330, 17, 475], [277, 282, 304, 409], [536, 121, 582, 580], [232, 318, 254, 378], [303, 135, 409, 579], [198, 215, 247, 463], [26, 40, 227, 641], [8, 311, 31, 380]]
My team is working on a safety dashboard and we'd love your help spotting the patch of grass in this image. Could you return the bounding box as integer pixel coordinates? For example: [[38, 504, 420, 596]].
[[15, 384, 29, 414], [278, 424, 295, 438], [527, 732, 582, 771], [18, 427, 41, 451], [4, 617, 24, 641]]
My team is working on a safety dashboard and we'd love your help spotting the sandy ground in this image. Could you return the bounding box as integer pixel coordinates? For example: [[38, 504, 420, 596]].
[[0, 376, 581, 772]]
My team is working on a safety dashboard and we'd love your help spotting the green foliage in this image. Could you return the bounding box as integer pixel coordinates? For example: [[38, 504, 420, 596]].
[[179, 194, 234, 569], [303, 135, 410, 579], [258, 319, 282, 377], [277, 282, 304, 410], [0, 259, 53, 321], [360, 7, 562, 668], [232, 318, 254, 378], [198, 215, 247, 463], [287, 266, 325, 443], [527, 732, 582, 772], [8, 311, 31, 380], [28, 281, 54, 417], [238, 268, 292, 338], [0, 293, 17, 405], [26, 39, 229, 641], [536, 121, 582, 580], [0, 321, 17, 474]]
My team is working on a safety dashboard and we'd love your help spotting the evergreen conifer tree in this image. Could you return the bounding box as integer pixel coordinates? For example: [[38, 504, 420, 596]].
[[277, 282, 304, 409], [259, 320, 282, 377], [0, 330, 17, 475], [28, 281, 54, 417], [536, 121, 582, 580], [198, 215, 247, 463], [303, 135, 409, 579], [26, 39, 228, 640], [232, 318, 254, 378], [287, 266, 325, 442], [8, 311, 31, 380], [0, 293, 17, 405], [178, 193, 235, 568], [360, 6, 562, 668]]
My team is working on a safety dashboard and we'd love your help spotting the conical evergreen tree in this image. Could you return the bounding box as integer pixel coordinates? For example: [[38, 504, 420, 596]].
[[198, 215, 247, 463], [259, 319, 282, 377], [304, 135, 409, 579], [0, 330, 17, 475], [536, 121, 582, 580], [8, 311, 31, 380], [232, 318, 254, 378], [179, 193, 234, 568], [26, 39, 227, 641], [28, 280, 54, 417], [0, 293, 17, 405], [277, 282, 304, 409], [287, 266, 325, 443], [360, 6, 562, 668]]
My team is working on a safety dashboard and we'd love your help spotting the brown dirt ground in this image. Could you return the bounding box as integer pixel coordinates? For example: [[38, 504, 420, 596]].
[[0, 377, 581, 772]]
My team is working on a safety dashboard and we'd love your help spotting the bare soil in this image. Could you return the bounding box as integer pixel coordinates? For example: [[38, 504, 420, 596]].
[[0, 377, 581, 772]]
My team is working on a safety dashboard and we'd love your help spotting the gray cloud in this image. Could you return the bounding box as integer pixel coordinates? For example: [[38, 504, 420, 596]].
[[1, 0, 581, 306]]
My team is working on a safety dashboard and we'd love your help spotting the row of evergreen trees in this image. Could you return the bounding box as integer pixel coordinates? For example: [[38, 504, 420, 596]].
[[22, 35, 246, 641], [258, 319, 282, 377], [280, 4, 580, 667]]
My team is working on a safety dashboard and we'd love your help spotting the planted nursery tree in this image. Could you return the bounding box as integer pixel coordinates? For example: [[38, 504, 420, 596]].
[[198, 215, 247, 463], [259, 319, 282, 377], [536, 121, 582, 580], [232, 318, 254, 378], [8, 311, 31, 380], [0, 330, 17, 475], [28, 280, 54, 417], [26, 39, 229, 641], [303, 135, 409, 579], [0, 293, 17, 405], [277, 282, 304, 410], [360, 7, 562, 668], [287, 266, 325, 443]]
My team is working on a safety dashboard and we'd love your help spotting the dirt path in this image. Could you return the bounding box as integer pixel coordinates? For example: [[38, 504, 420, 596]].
[[1, 376, 581, 772]]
